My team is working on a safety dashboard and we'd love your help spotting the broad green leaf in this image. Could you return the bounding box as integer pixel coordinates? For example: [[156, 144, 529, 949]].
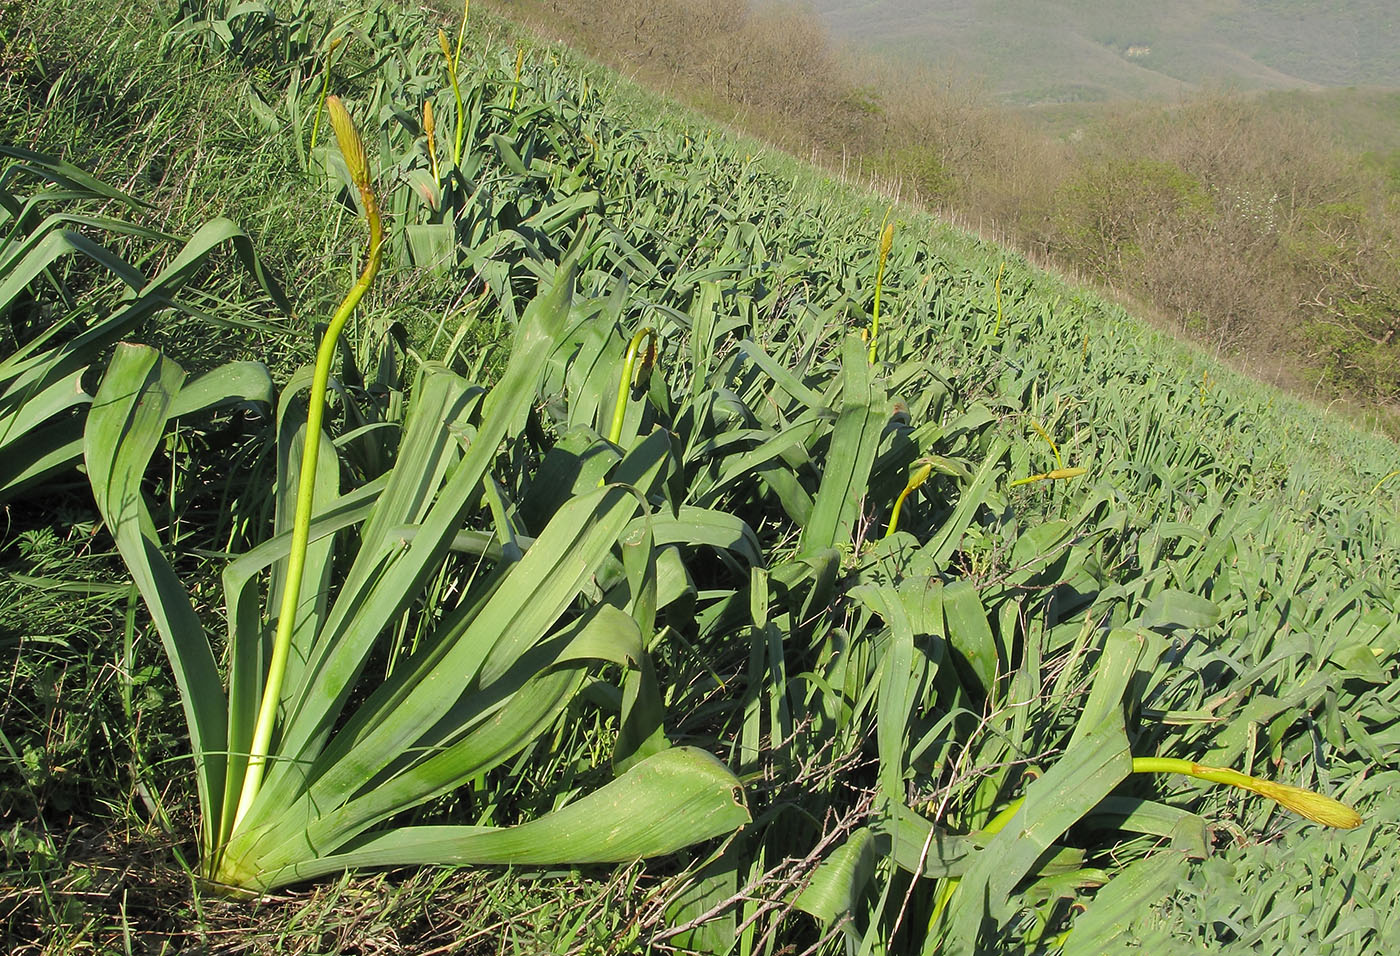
[[872, 801, 981, 879], [253, 747, 748, 888], [1086, 796, 1210, 859], [231, 483, 642, 870], [1138, 588, 1223, 631], [84, 344, 228, 859], [942, 580, 999, 695], [855, 584, 926, 798], [942, 630, 1144, 953], [796, 826, 878, 923]]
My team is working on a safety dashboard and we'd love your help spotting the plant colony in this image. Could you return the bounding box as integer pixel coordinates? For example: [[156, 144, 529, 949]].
[[4, 0, 1397, 952]]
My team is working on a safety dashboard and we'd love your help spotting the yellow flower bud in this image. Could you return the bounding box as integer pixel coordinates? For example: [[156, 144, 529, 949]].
[[326, 96, 369, 191], [1135, 758, 1363, 830], [878, 221, 894, 267], [1204, 766, 1363, 829], [438, 28, 453, 68]]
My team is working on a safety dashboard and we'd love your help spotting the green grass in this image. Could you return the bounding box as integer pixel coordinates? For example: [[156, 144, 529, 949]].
[[3, 0, 1398, 952]]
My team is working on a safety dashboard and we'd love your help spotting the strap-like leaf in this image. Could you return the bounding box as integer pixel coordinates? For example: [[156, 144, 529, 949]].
[[800, 335, 884, 556], [84, 344, 228, 860], [253, 747, 747, 889]]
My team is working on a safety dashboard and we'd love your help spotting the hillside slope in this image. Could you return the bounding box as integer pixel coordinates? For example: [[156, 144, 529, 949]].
[[3, 0, 1397, 951], [809, 0, 1400, 104]]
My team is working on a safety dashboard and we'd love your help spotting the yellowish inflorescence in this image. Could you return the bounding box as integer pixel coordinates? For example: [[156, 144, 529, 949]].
[[423, 99, 439, 181]]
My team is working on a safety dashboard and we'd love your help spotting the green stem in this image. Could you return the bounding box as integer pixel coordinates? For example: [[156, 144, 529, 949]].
[[868, 219, 894, 364], [1131, 756, 1296, 793], [230, 161, 383, 837], [449, 65, 465, 168], [991, 262, 1005, 336], [885, 461, 933, 538], [867, 255, 888, 364], [454, 0, 469, 67], [308, 41, 343, 156], [607, 327, 656, 446], [927, 796, 1022, 930]]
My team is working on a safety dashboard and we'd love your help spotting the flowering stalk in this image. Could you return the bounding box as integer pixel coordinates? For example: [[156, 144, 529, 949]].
[[885, 461, 933, 539], [439, 29, 466, 168], [867, 214, 894, 364], [509, 46, 524, 111], [608, 327, 657, 446], [1029, 418, 1063, 470], [1131, 757, 1361, 829], [231, 96, 383, 833], [1009, 466, 1086, 489], [453, 0, 471, 161]]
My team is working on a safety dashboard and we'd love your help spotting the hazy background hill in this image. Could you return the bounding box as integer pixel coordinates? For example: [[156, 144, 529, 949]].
[[807, 0, 1400, 105], [485, 0, 1400, 420]]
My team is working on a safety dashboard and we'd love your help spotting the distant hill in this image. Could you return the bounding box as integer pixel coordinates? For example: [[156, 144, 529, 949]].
[[807, 0, 1400, 105]]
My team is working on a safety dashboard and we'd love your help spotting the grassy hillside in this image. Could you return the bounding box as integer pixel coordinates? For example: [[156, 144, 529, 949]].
[[809, 0, 1400, 105], [1020, 85, 1400, 149], [1258, 86, 1400, 153], [3, 0, 1398, 953]]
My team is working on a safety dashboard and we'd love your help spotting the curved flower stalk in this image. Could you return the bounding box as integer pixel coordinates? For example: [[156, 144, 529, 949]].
[[438, 0, 471, 170], [1131, 757, 1361, 829], [885, 455, 966, 538], [1009, 418, 1084, 489], [1028, 418, 1063, 470], [509, 46, 524, 111], [1371, 469, 1399, 495], [231, 95, 384, 833], [886, 460, 934, 538], [607, 326, 657, 446]]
